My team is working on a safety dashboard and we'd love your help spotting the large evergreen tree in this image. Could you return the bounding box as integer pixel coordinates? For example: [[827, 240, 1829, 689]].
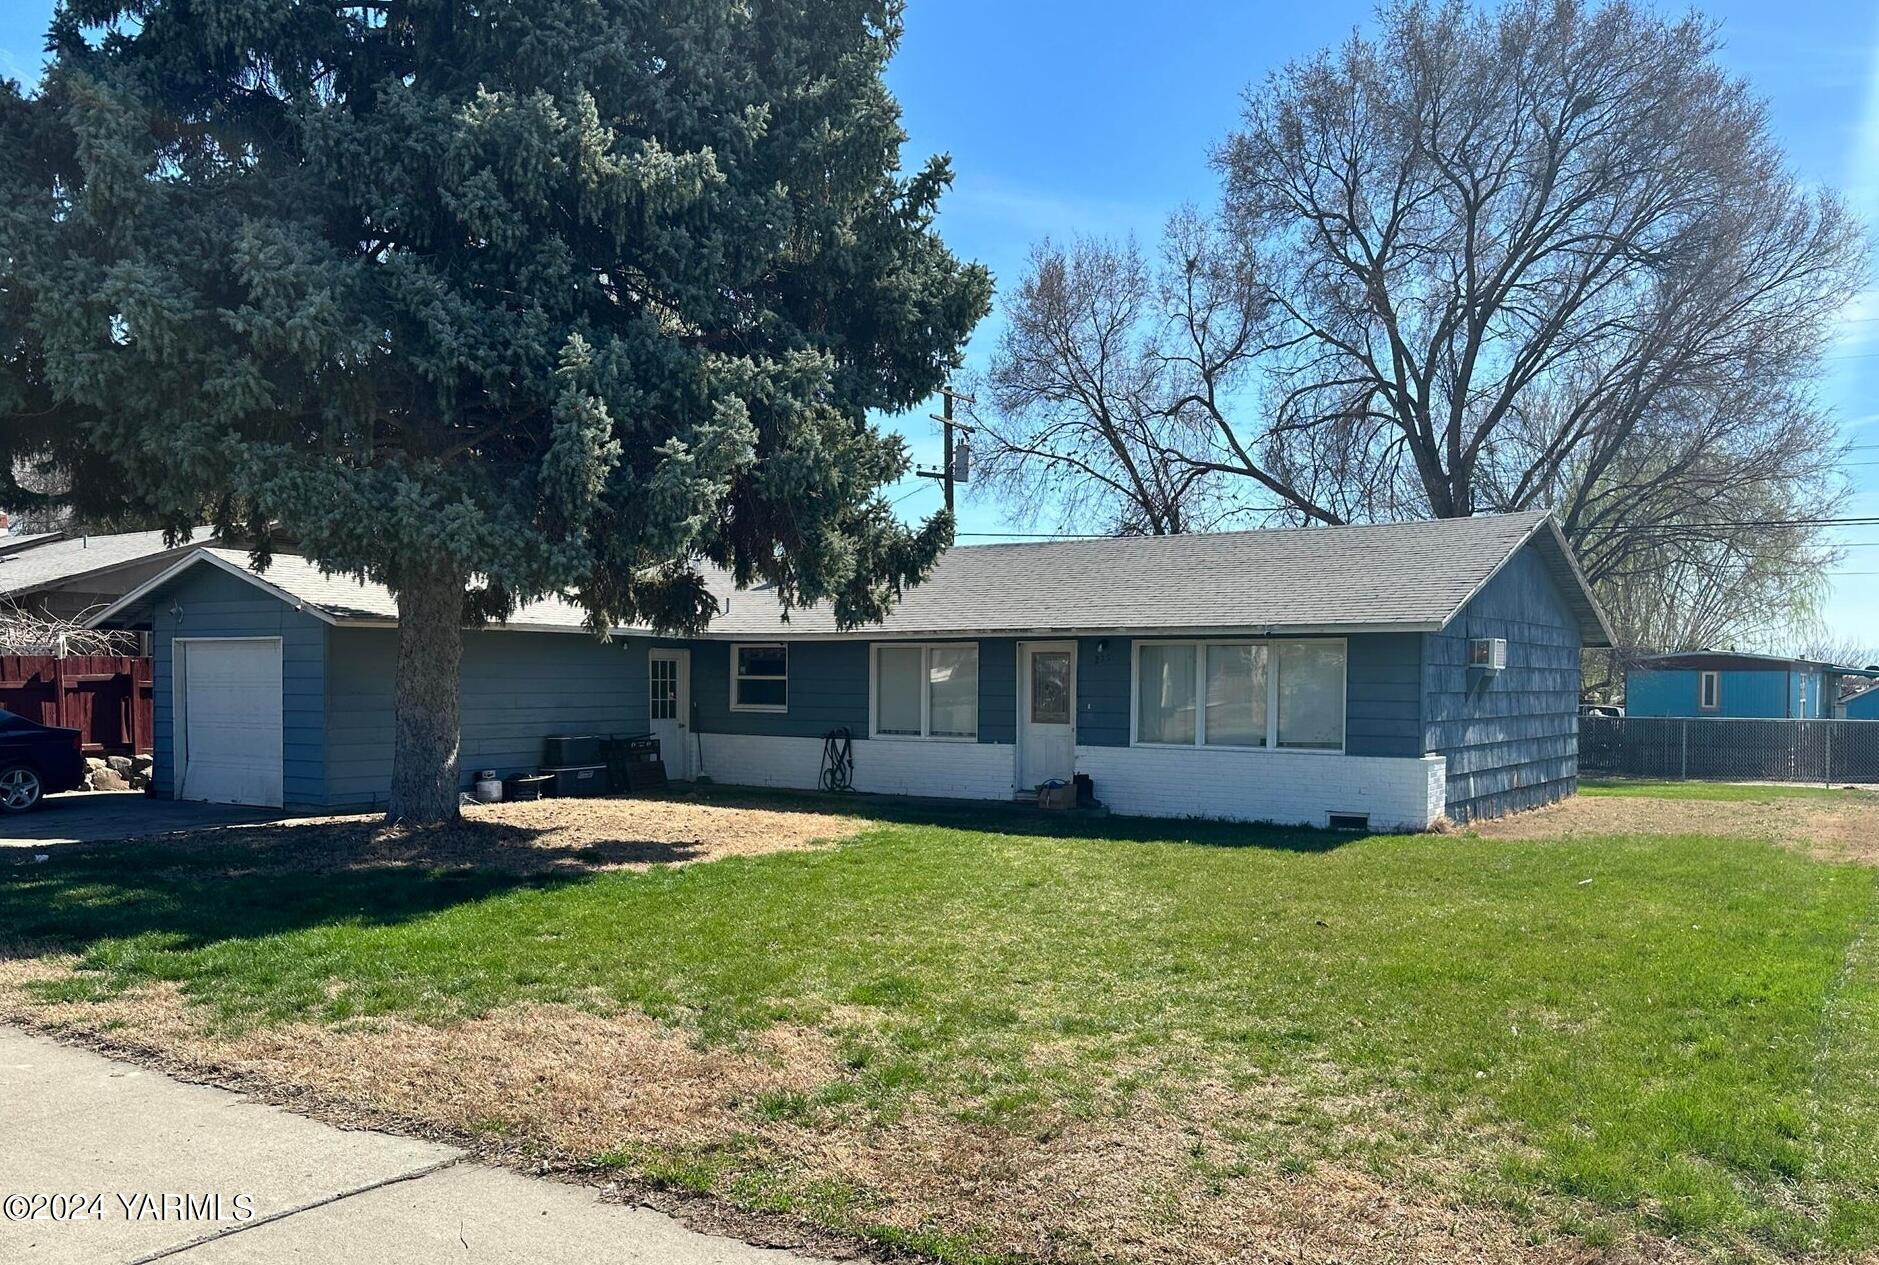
[[1, 0, 990, 822]]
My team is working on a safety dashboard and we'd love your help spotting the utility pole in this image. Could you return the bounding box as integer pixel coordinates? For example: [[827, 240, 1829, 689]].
[[917, 384, 972, 513]]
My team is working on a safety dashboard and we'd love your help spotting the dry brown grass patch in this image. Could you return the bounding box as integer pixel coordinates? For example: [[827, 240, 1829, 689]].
[[0, 962, 1682, 1264], [1473, 792, 1879, 865]]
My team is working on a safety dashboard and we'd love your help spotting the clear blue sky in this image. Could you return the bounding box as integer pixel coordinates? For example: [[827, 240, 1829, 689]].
[[3, 1, 1876, 645]]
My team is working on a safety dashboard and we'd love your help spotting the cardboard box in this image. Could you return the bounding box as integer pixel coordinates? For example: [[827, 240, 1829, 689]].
[[1037, 781, 1075, 810]]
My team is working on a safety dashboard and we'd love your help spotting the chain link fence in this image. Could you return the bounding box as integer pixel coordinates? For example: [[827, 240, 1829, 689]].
[[1581, 716, 1879, 784]]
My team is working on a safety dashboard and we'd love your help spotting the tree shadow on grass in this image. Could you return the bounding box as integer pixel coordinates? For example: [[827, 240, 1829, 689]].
[[0, 787, 1371, 967], [0, 816, 694, 961], [663, 783, 1370, 853]]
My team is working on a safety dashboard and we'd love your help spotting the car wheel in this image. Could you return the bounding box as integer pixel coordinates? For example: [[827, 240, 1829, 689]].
[[0, 765, 43, 813]]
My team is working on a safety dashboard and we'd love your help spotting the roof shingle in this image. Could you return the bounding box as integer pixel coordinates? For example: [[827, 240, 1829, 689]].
[[93, 511, 1612, 645], [0, 528, 213, 598]]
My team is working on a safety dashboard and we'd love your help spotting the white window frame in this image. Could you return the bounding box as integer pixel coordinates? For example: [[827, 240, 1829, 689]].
[[1130, 638, 1347, 754], [730, 642, 789, 713], [869, 642, 980, 742], [1699, 670, 1720, 712]]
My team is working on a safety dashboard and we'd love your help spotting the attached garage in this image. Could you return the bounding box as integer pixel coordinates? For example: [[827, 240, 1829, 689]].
[[173, 638, 284, 807], [94, 549, 645, 814]]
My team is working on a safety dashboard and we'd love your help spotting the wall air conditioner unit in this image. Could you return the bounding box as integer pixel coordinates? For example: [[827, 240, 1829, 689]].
[[1469, 637, 1508, 672]]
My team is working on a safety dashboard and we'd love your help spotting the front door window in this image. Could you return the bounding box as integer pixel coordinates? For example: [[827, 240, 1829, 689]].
[[1031, 651, 1071, 724]]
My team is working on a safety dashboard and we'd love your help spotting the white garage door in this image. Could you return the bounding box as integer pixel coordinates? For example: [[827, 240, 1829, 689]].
[[179, 639, 284, 807]]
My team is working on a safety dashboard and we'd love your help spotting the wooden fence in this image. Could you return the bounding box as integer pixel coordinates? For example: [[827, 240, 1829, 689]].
[[0, 655, 153, 754]]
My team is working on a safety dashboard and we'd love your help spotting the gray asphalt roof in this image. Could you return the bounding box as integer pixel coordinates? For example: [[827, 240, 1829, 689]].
[[0, 528, 214, 598], [198, 549, 603, 632], [92, 511, 1613, 645], [701, 511, 1607, 641]]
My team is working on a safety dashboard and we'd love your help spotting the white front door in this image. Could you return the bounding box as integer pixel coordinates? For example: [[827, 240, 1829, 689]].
[[177, 638, 284, 807], [648, 650, 692, 780], [1019, 642, 1076, 790]]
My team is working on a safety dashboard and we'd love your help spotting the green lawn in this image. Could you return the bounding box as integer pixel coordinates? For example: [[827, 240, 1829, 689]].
[[1581, 778, 1875, 802], [6, 796, 1879, 1259]]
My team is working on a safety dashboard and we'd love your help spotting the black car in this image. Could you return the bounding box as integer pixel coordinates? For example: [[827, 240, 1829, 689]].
[[0, 710, 87, 812]]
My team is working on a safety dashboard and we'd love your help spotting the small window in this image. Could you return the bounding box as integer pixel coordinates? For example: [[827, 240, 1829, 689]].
[[1699, 671, 1720, 712], [732, 643, 788, 712], [873, 643, 979, 739]]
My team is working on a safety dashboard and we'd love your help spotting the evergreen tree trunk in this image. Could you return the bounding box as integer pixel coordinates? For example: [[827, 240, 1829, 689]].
[[387, 564, 465, 825]]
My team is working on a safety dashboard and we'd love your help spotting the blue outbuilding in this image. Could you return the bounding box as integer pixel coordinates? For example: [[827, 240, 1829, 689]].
[[1625, 651, 1839, 720], [1842, 682, 1879, 721]]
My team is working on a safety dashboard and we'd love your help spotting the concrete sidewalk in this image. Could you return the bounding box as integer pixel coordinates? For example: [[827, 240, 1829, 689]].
[[0, 1028, 820, 1264]]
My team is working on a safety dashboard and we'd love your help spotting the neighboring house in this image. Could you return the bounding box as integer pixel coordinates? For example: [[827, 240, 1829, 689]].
[[1625, 651, 1847, 720], [1840, 680, 1879, 721], [90, 511, 1611, 829], [0, 528, 215, 626]]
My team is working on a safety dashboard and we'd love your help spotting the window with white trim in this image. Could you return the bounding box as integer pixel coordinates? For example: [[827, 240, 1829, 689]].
[[1699, 670, 1720, 712], [872, 643, 979, 739], [731, 643, 788, 711], [1134, 639, 1345, 751]]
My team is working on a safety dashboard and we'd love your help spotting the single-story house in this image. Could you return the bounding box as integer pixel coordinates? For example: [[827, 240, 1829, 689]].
[[1625, 651, 1844, 720], [90, 510, 1611, 829]]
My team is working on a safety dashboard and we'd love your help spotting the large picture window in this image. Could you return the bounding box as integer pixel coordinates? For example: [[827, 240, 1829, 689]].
[[731, 643, 788, 712], [1134, 640, 1344, 751], [872, 643, 979, 739]]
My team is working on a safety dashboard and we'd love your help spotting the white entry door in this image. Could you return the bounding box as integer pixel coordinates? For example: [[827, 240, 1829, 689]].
[[648, 650, 692, 780], [177, 638, 284, 807], [1019, 642, 1076, 790]]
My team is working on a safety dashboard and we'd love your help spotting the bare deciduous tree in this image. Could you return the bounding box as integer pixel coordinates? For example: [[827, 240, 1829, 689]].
[[975, 0, 1867, 654], [0, 602, 138, 656], [968, 238, 1221, 535]]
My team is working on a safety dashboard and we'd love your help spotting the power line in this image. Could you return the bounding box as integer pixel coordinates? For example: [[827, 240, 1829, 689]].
[[954, 513, 1879, 542]]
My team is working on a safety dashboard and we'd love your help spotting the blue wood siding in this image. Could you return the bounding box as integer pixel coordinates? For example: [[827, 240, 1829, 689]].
[[1076, 637, 1132, 746], [1847, 690, 1879, 720], [322, 627, 647, 809], [1069, 633, 1420, 754], [1628, 667, 1823, 718], [687, 639, 870, 738], [148, 566, 327, 807], [977, 639, 1019, 745], [1346, 633, 1423, 757], [1423, 546, 1582, 821], [683, 637, 1020, 745]]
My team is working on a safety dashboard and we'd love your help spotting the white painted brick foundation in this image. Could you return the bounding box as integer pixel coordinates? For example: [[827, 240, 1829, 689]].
[[697, 733, 1017, 801], [1073, 745, 1447, 831], [695, 732, 1445, 830]]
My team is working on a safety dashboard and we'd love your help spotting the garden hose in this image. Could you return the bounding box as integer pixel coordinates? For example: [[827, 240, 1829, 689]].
[[820, 727, 855, 793]]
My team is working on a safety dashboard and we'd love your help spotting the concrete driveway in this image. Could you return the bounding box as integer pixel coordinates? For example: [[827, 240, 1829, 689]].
[[0, 793, 280, 847], [0, 1028, 822, 1264]]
